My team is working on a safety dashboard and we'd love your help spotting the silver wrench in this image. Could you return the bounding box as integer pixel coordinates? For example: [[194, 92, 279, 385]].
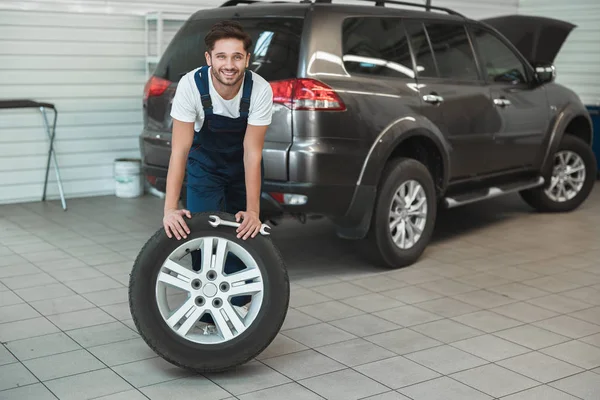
[[208, 215, 271, 236]]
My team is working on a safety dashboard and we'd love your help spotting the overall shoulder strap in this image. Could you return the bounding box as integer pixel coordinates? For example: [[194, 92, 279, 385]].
[[193, 65, 213, 116], [239, 70, 254, 118]]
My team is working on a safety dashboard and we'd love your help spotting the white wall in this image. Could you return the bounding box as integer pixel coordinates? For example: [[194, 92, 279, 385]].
[[0, 1, 208, 205], [0, 0, 518, 205], [518, 0, 600, 106]]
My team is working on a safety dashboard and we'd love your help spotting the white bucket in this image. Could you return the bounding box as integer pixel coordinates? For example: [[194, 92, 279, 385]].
[[114, 158, 143, 198]]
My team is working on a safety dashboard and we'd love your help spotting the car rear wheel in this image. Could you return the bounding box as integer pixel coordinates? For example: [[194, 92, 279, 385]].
[[129, 212, 289, 373], [363, 157, 437, 269], [520, 134, 597, 212]]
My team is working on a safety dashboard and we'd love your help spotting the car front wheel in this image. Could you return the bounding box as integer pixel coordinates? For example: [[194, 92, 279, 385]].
[[520, 134, 597, 212]]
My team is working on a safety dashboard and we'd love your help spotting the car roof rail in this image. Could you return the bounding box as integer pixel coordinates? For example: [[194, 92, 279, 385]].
[[220, 0, 295, 6], [219, 0, 465, 17], [220, 0, 260, 6], [313, 0, 465, 17]]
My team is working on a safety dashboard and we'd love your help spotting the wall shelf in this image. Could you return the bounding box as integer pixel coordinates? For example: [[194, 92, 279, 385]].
[[145, 11, 189, 77]]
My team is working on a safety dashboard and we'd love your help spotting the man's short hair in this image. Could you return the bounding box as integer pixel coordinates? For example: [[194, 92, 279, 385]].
[[205, 20, 253, 53]]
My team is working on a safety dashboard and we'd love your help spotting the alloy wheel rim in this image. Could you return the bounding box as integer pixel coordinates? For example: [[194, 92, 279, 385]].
[[544, 150, 586, 202], [388, 180, 428, 250], [155, 236, 264, 345]]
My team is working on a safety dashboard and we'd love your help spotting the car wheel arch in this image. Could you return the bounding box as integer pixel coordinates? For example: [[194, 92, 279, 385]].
[[336, 123, 450, 241], [541, 103, 594, 176], [358, 124, 451, 197], [563, 115, 593, 146]]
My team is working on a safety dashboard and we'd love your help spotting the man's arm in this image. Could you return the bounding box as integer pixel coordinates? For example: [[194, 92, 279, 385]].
[[165, 73, 198, 213], [165, 119, 194, 213], [243, 123, 268, 216], [162, 73, 198, 240], [162, 119, 194, 240], [235, 76, 273, 239]]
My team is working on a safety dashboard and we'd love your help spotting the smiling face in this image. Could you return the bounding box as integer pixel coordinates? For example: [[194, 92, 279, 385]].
[[205, 38, 250, 88]]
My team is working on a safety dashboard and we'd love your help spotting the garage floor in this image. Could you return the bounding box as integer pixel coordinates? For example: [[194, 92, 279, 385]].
[[1, 183, 600, 400]]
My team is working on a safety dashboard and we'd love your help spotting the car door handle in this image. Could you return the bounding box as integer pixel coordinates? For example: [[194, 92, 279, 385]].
[[423, 94, 444, 104], [494, 98, 511, 107]]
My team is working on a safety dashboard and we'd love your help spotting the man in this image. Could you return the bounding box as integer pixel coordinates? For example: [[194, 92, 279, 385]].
[[162, 20, 273, 243], [161, 21, 272, 317]]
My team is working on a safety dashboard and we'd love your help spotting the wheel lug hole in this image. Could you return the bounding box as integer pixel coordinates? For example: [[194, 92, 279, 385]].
[[206, 271, 217, 281], [195, 296, 205, 306], [212, 298, 222, 308], [191, 279, 202, 289], [219, 282, 229, 292]]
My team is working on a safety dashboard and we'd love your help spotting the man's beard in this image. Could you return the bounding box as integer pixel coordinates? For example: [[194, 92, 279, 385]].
[[211, 67, 244, 87]]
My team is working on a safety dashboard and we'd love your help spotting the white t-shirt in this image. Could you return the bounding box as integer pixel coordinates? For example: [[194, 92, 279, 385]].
[[170, 66, 273, 131]]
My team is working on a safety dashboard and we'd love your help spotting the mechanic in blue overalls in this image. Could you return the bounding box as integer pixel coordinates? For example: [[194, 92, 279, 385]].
[[162, 21, 274, 310]]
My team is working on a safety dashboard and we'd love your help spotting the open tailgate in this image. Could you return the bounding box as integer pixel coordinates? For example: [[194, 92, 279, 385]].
[[480, 14, 576, 63]]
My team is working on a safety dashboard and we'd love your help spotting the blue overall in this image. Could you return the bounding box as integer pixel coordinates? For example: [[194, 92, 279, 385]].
[[186, 65, 261, 310], [186, 65, 254, 215]]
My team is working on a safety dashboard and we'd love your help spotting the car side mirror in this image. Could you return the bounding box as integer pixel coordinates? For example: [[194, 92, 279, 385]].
[[533, 62, 556, 84]]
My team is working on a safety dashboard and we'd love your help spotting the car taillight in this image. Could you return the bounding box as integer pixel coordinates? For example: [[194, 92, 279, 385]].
[[268, 192, 308, 205], [270, 78, 346, 111], [145, 175, 157, 185], [143, 76, 171, 101]]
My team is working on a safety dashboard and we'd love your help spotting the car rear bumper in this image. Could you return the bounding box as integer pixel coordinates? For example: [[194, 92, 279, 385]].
[[139, 126, 369, 218], [141, 162, 359, 218]]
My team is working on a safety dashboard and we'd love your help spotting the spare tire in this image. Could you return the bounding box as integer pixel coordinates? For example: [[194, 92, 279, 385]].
[[128, 211, 289, 373]]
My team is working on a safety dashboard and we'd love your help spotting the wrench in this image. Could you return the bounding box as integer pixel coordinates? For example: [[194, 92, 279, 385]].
[[208, 215, 271, 236]]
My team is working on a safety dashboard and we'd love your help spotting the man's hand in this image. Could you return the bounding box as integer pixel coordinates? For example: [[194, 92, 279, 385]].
[[163, 208, 192, 240], [235, 210, 261, 240]]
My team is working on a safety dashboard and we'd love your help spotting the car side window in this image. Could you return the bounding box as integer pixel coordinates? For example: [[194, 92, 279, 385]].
[[342, 17, 415, 79], [403, 22, 437, 78], [470, 27, 529, 84], [405, 21, 480, 81], [426, 23, 480, 80]]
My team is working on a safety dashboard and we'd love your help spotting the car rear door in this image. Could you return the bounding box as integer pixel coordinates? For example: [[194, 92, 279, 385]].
[[403, 19, 499, 180]]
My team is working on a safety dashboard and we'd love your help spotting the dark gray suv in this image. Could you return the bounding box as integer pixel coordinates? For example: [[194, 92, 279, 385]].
[[140, 0, 597, 268]]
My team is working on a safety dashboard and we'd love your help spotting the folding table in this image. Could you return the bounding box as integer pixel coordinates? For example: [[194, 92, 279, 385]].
[[0, 99, 67, 210]]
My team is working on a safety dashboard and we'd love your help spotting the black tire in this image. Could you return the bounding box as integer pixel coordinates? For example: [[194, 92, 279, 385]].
[[520, 134, 597, 212], [362, 157, 438, 269], [128, 211, 289, 373]]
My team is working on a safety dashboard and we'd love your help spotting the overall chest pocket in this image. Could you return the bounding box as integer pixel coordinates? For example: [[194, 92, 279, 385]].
[[207, 116, 247, 134]]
